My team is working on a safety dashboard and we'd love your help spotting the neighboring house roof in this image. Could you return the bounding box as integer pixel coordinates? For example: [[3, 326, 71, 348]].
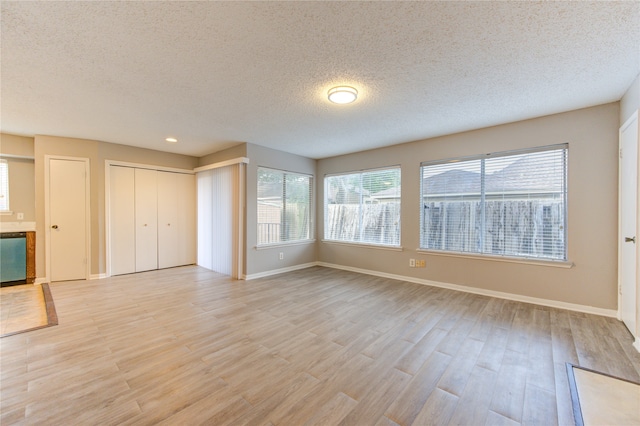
[[423, 156, 564, 196], [369, 156, 564, 201]]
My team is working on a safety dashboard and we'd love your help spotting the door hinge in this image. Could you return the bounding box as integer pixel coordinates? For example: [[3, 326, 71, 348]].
[[620, 148, 623, 159]]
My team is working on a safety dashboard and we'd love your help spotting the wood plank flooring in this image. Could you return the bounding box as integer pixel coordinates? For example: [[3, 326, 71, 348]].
[[0, 284, 48, 336], [1, 265, 639, 425]]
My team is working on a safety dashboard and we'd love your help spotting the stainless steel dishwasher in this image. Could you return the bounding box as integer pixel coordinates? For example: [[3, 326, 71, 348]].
[[0, 232, 27, 286]]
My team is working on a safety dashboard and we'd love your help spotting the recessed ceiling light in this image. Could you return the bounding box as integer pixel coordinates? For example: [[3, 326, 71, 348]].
[[165, 137, 178, 143], [328, 86, 358, 104]]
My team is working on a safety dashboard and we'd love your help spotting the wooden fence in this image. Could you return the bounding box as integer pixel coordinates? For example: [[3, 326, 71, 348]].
[[325, 203, 400, 245], [422, 199, 565, 259]]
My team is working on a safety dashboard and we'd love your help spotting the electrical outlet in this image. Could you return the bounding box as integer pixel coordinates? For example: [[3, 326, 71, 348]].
[[17, 212, 24, 220], [409, 259, 415, 267], [279, 252, 284, 260], [417, 259, 426, 268]]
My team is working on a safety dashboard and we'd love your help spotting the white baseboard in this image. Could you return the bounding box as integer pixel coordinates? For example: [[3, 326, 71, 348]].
[[90, 273, 107, 280], [244, 262, 319, 280], [34, 277, 48, 285], [633, 339, 640, 353], [317, 262, 618, 318]]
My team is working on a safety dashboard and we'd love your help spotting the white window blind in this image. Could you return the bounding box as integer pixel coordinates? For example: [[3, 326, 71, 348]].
[[420, 145, 567, 260], [325, 167, 401, 246], [0, 160, 9, 211], [257, 167, 313, 245]]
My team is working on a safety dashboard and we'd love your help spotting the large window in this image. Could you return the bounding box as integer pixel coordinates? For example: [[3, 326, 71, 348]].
[[257, 167, 313, 245], [325, 167, 401, 246], [420, 145, 567, 260], [0, 159, 9, 212]]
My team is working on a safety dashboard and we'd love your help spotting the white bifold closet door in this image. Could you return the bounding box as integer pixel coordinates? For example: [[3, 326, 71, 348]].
[[158, 171, 179, 269], [109, 165, 196, 276], [158, 171, 196, 269], [176, 173, 197, 266], [134, 168, 158, 272], [109, 166, 136, 275], [197, 165, 235, 276]]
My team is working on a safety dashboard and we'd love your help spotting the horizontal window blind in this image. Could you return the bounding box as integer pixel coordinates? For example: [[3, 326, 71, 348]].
[[257, 167, 312, 245], [325, 167, 401, 246], [420, 146, 567, 260], [0, 160, 8, 211]]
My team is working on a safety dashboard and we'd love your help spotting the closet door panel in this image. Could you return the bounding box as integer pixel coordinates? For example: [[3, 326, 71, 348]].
[[109, 166, 136, 275], [177, 173, 196, 266], [135, 168, 158, 272], [157, 171, 180, 269]]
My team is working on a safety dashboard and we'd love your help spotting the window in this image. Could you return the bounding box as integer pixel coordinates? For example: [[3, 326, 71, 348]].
[[257, 167, 313, 245], [0, 159, 8, 212], [420, 145, 567, 261], [325, 167, 401, 246]]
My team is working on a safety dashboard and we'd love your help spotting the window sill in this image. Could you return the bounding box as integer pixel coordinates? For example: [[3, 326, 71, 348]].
[[0, 211, 13, 216], [416, 249, 573, 268], [255, 239, 316, 250], [321, 240, 403, 252]]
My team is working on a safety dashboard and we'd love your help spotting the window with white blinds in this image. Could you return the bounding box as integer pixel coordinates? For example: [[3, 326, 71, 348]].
[[325, 167, 401, 246], [420, 145, 567, 260], [0, 159, 9, 212], [257, 167, 313, 245]]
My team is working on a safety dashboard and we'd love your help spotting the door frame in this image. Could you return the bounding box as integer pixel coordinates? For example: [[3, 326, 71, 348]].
[[617, 110, 640, 348], [104, 160, 195, 277], [44, 155, 91, 282]]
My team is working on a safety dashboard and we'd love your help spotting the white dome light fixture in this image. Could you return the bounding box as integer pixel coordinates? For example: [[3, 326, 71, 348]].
[[165, 137, 178, 143], [328, 86, 358, 104]]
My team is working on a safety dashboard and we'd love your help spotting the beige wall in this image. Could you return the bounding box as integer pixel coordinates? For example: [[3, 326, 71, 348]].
[[245, 143, 317, 276], [1, 133, 35, 157], [317, 103, 620, 310], [198, 143, 247, 167], [34, 135, 198, 280], [621, 73, 640, 126]]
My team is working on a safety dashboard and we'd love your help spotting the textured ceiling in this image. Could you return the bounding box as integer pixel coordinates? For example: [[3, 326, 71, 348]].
[[1, 1, 639, 159]]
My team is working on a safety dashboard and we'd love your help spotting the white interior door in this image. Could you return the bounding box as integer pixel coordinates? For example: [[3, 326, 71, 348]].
[[158, 171, 179, 269], [109, 166, 136, 275], [620, 111, 638, 336], [135, 168, 158, 272], [49, 158, 88, 282]]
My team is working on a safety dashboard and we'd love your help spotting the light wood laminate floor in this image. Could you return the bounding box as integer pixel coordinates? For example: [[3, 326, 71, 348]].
[[0, 284, 47, 336], [1, 265, 639, 425]]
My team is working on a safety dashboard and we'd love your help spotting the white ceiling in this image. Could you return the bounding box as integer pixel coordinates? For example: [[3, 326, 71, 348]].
[[1, 1, 639, 160]]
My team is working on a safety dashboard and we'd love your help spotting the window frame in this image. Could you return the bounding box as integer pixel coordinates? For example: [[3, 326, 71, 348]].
[[0, 159, 9, 213], [324, 165, 402, 248], [257, 166, 314, 247], [419, 144, 568, 262]]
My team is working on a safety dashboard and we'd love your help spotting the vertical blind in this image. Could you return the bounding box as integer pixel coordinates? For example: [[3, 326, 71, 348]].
[[257, 167, 313, 245], [420, 145, 567, 260], [197, 165, 236, 275], [0, 159, 8, 211], [324, 167, 401, 246]]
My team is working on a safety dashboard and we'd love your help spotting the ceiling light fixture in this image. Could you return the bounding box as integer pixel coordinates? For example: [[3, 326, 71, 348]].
[[165, 137, 178, 143], [328, 86, 358, 104]]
